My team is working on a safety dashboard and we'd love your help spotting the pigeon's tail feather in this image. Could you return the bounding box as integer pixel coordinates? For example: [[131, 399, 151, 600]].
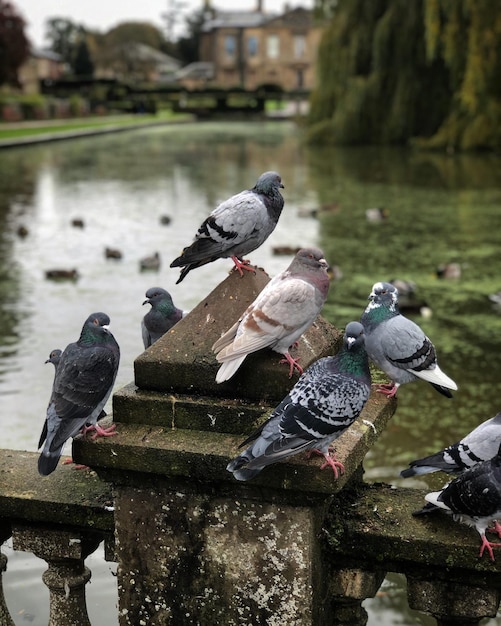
[[38, 450, 62, 476], [412, 502, 441, 516], [37, 421, 48, 450], [226, 455, 262, 481], [215, 356, 247, 383], [175, 264, 194, 285], [401, 465, 437, 478], [430, 382, 454, 398], [412, 365, 457, 392]]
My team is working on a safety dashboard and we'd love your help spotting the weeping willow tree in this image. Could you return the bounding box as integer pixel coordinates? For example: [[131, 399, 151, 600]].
[[308, 0, 501, 150]]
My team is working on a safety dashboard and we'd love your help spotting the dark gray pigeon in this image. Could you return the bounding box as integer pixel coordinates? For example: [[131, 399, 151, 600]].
[[37, 312, 120, 476], [360, 281, 457, 398], [227, 321, 371, 481], [423, 455, 501, 561], [142, 287, 185, 348], [213, 247, 330, 383], [170, 171, 284, 284], [401, 412, 501, 478]]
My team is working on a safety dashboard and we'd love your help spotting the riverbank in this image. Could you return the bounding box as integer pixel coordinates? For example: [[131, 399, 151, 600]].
[[0, 112, 193, 149]]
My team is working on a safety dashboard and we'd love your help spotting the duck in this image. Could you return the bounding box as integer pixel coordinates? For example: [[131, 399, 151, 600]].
[[71, 218, 85, 228], [140, 252, 161, 272], [272, 245, 301, 256], [365, 207, 389, 223], [436, 262, 461, 280], [159, 215, 172, 226], [297, 202, 340, 219], [16, 225, 29, 238], [105, 247, 123, 260], [45, 269, 79, 281]]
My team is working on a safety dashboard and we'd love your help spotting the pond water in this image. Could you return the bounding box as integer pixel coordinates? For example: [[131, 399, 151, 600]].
[[1, 121, 501, 624]]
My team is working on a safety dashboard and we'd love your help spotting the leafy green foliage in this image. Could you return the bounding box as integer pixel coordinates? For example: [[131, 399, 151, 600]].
[[0, 1, 29, 86]]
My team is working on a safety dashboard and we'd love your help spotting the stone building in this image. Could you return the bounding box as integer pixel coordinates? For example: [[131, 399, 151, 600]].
[[197, 2, 322, 91]]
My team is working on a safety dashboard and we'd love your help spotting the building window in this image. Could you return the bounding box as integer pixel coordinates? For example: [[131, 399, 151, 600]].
[[294, 35, 306, 59], [247, 35, 258, 57], [266, 34, 279, 59], [225, 35, 236, 57]]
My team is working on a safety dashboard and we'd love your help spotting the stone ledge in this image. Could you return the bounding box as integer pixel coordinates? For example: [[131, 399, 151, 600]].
[[134, 267, 342, 402], [73, 391, 395, 497], [326, 481, 501, 581], [0, 450, 113, 532]]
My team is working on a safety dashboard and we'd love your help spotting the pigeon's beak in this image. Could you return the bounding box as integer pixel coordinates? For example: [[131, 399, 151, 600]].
[[280, 182, 284, 189], [44, 358, 50, 364], [143, 299, 150, 306], [346, 337, 356, 349], [102, 324, 111, 334]]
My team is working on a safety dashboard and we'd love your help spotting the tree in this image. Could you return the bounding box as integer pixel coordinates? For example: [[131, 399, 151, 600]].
[[45, 17, 81, 69], [308, 0, 501, 150], [0, 0, 29, 86], [73, 37, 94, 76], [176, 8, 206, 65]]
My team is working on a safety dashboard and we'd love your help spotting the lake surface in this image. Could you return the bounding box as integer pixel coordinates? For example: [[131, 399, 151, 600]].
[[1, 121, 501, 624]]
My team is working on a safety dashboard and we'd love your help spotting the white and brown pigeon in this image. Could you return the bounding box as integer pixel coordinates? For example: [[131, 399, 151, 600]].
[[37, 312, 120, 476], [226, 321, 371, 481], [213, 247, 330, 383], [360, 281, 457, 398], [170, 171, 284, 284]]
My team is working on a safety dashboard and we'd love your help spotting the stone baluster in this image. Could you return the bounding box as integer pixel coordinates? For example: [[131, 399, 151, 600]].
[[0, 523, 14, 626], [328, 568, 386, 626], [406, 576, 500, 626], [12, 524, 103, 626]]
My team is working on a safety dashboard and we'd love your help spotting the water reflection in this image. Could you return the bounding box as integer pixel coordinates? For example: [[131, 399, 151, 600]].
[[1, 122, 501, 624]]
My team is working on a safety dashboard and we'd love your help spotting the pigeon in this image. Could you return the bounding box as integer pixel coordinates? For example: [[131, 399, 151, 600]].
[[360, 281, 457, 398], [140, 252, 161, 271], [142, 286, 185, 348], [45, 348, 62, 370], [170, 171, 285, 284], [401, 412, 501, 478], [37, 312, 120, 476], [424, 455, 501, 561], [226, 321, 371, 481], [213, 247, 330, 383]]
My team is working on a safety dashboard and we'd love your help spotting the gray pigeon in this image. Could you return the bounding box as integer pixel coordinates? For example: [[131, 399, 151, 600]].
[[142, 287, 185, 348], [227, 321, 371, 481], [423, 455, 501, 561], [37, 312, 120, 476], [360, 281, 457, 398], [170, 171, 285, 284], [213, 247, 330, 383], [401, 412, 501, 478], [45, 348, 62, 369]]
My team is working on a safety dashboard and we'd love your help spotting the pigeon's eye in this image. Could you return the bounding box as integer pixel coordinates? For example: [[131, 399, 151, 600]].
[[93, 318, 99, 325]]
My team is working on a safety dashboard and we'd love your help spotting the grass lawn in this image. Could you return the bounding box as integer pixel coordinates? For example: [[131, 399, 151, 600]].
[[0, 110, 190, 140]]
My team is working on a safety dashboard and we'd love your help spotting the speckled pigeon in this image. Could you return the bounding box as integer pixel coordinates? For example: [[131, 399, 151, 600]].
[[37, 312, 120, 476], [360, 281, 457, 398], [213, 247, 330, 383], [170, 171, 284, 284], [226, 321, 371, 481], [401, 412, 501, 478], [424, 455, 501, 561], [142, 287, 185, 348]]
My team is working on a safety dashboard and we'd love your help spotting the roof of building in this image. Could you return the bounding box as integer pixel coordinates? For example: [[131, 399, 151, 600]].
[[201, 10, 278, 32]]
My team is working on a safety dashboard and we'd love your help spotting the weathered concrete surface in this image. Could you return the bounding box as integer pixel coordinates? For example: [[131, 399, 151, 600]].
[[114, 485, 326, 626], [0, 450, 113, 531], [73, 390, 395, 497], [134, 266, 342, 402]]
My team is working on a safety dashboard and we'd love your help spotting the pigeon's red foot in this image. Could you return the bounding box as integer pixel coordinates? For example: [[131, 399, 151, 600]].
[[279, 352, 303, 377], [479, 534, 501, 561], [307, 448, 345, 479], [62, 458, 89, 471], [487, 521, 501, 539], [90, 422, 117, 440], [231, 256, 256, 277], [375, 382, 398, 398]]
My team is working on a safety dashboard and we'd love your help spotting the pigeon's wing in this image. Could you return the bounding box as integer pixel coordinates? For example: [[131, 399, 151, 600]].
[[212, 318, 243, 353], [380, 316, 435, 371], [172, 192, 267, 266], [49, 345, 118, 448], [214, 276, 318, 362], [141, 319, 152, 349]]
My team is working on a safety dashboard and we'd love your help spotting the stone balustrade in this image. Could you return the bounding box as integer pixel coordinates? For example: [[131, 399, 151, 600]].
[[1, 268, 500, 625]]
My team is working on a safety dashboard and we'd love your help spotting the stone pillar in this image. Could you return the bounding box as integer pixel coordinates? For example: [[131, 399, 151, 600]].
[[406, 576, 500, 626], [12, 525, 103, 626], [329, 568, 386, 626], [73, 268, 395, 626]]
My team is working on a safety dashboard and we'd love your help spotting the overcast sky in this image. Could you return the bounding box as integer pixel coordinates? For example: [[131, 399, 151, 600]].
[[14, 0, 314, 48]]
